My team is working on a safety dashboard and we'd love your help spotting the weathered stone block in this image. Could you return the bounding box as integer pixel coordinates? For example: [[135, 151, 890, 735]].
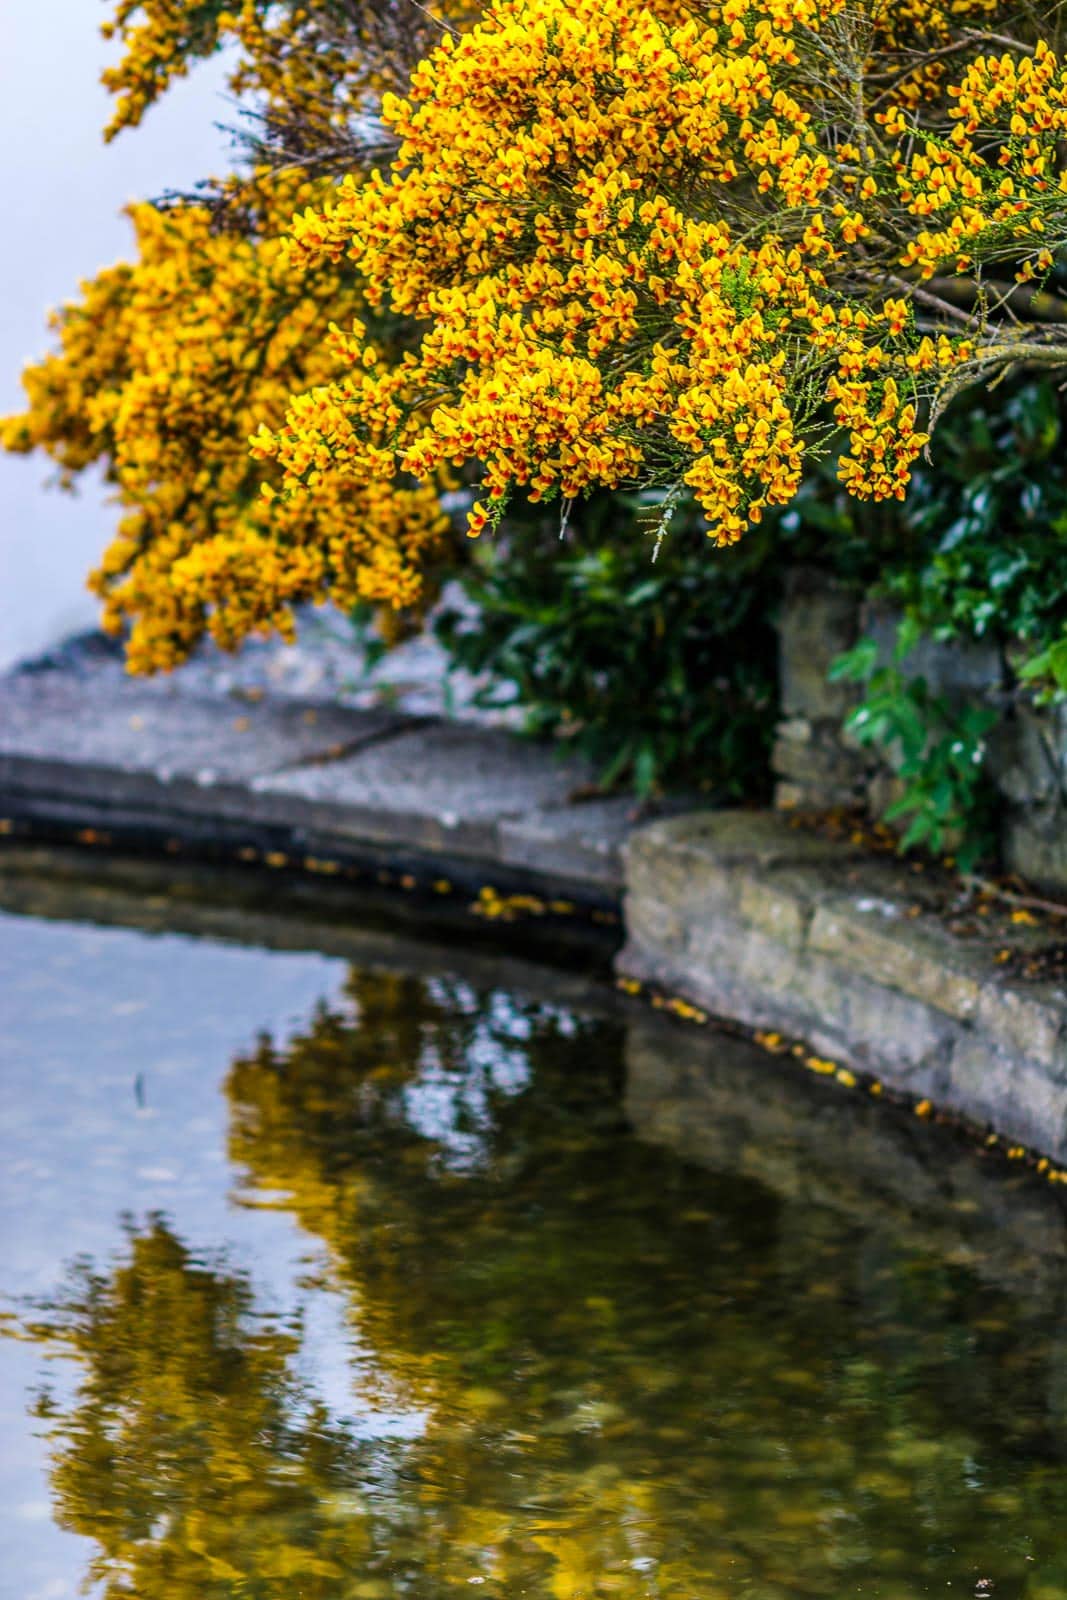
[[809, 897, 983, 1023], [772, 719, 870, 799], [796, 954, 957, 1089], [974, 982, 1067, 1076], [690, 916, 807, 1011], [870, 768, 908, 832], [623, 835, 738, 918], [625, 814, 863, 958], [623, 895, 687, 954], [664, 890, 957, 1089], [778, 716, 813, 745], [737, 874, 813, 948], [622, 913, 808, 1037], [778, 568, 863, 720], [990, 703, 1067, 807], [1002, 803, 1067, 897], [626, 809, 851, 871], [862, 600, 1005, 699], [774, 781, 809, 812], [948, 1038, 1067, 1160]]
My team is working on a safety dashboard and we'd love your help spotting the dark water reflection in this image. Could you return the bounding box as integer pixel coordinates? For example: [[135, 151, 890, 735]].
[[4, 865, 1067, 1599]]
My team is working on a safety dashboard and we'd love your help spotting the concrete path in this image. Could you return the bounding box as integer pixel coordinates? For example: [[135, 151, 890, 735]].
[[0, 670, 649, 905]]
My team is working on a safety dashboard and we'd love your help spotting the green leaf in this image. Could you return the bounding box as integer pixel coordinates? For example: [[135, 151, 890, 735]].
[[893, 614, 923, 664], [633, 743, 659, 798], [830, 637, 878, 683]]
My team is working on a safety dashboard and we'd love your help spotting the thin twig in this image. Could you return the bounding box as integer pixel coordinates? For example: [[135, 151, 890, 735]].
[[868, 36, 997, 109], [884, 273, 981, 328], [962, 874, 1067, 920], [960, 26, 1035, 53], [405, 0, 461, 37]]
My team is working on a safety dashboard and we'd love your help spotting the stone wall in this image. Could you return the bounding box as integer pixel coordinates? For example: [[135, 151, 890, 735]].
[[997, 698, 1067, 890], [619, 810, 1067, 1162], [773, 568, 1067, 893]]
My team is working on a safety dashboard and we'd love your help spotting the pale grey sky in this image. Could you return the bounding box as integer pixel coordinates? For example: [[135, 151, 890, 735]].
[[0, 3, 234, 668]]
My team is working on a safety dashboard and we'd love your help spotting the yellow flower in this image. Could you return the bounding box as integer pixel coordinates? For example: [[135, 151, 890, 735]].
[[8, 0, 1065, 669]]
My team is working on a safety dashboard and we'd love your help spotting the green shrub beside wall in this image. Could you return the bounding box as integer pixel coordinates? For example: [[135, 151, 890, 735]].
[[435, 495, 780, 800], [429, 380, 1067, 878]]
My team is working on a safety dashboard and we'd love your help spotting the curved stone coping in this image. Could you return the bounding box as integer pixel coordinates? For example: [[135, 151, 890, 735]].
[[0, 673, 650, 907], [620, 810, 1067, 1162]]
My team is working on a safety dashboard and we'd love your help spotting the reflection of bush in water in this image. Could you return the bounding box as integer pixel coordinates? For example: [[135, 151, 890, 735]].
[[27, 1218, 372, 1599], [20, 969, 1067, 1600], [223, 968, 1067, 1598]]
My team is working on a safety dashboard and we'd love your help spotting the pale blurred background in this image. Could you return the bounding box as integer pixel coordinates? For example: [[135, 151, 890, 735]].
[[0, 3, 233, 669]]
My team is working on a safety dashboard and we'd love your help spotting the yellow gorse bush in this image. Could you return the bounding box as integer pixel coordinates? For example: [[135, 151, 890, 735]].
[[262, 0, 1067, 545], [99, 0, 465, 145], [4, 174, 449, 671], [6, 0, 1067, 669], [4, 6, 464, 671]]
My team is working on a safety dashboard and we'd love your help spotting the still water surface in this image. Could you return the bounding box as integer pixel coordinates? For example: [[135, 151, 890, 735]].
[[3, 882, 1067, 1599]]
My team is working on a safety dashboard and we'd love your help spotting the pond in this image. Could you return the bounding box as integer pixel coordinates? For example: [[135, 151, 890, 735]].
[[2, 854, 1067, 1600]]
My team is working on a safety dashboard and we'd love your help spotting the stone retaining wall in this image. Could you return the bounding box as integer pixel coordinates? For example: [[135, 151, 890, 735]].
[[773, 567, 1067, 892], [619, 810, 1067, 1161]]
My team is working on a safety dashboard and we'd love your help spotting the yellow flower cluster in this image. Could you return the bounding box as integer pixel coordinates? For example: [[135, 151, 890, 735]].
[[99, 0, 456, 144], [9, 0, 1067, 671], [889, 40, 1067, 282], [867, 0, 1004, 109], [3, 173, 449, 671], [100, 0, 231, 140], [262, 0, 984, 546]]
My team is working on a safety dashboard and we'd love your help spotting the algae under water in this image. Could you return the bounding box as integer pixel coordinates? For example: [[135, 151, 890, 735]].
[[2, 872, 1067, 1600]]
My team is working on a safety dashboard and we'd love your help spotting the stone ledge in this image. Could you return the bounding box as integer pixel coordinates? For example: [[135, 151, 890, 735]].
[[808, 897, 984, 1024], [0, 674, 638, 907], [620, 809, 1067, 1160]]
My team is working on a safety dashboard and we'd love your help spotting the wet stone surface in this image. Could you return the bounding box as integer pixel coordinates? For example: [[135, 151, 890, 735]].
[[253, 720, 594, 859], [0, 673, 403, 783]]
